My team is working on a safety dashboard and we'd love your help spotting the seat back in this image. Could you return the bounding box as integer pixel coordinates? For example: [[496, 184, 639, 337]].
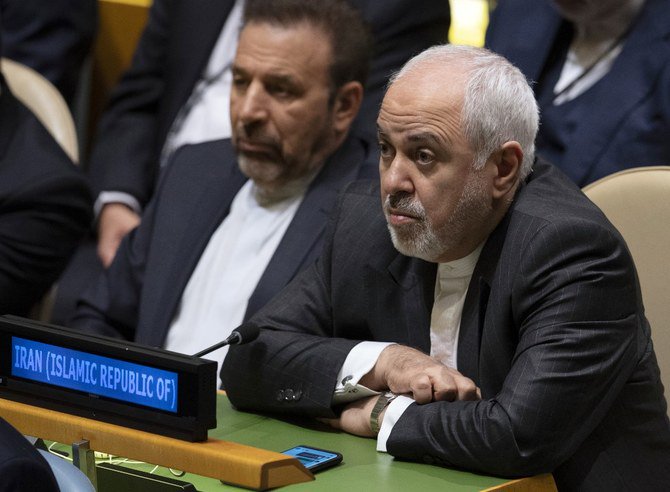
[[583, 167, 670, 410], [38, 449, 95, 492], [1, 57, 79, 163]]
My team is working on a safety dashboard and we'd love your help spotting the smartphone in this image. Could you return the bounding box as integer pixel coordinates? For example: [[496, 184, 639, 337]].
[[282, 445, 343, 472]]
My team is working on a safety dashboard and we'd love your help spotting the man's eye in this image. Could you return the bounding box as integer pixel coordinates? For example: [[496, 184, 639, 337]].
[[268, 84, 293, 98], [416, 150, 434, 165], [232, 76, 248, 89], [378, 141, 393, 158]]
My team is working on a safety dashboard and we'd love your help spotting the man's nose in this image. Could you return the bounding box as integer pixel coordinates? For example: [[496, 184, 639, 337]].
[[238, 81, 269, 125], [381, 154, 414, 195]]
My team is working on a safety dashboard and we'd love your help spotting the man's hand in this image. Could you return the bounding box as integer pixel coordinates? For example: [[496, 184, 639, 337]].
[[97, 203, 141, 267], [360, 345, 481, 404], [319, 395, 379, 437]]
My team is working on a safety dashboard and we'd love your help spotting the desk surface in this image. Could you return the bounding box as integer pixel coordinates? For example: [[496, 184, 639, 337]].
[[140, 394, 552, 491], [2, 388, 555, 491]]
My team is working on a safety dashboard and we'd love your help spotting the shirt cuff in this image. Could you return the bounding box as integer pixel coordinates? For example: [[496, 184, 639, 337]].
[[94, 191, 142, 218], [376, 395, 414, 452], [332, 341, 395, 405]]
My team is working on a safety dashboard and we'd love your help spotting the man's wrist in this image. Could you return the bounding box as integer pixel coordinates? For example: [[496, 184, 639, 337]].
[[359, 344, 396, 391], [370, 391, 397, 434]]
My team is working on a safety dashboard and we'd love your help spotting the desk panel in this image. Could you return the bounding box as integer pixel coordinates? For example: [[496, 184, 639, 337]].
[[1, 392, 555, 491], [175, 394, 555, 491]]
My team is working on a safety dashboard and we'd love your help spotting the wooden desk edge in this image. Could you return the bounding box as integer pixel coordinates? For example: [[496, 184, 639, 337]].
[[482, 473, 556, 491], [0, 398, 313, 490]]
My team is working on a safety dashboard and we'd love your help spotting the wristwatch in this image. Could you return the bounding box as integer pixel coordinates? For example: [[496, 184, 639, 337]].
[[370, 391, 398, 434]]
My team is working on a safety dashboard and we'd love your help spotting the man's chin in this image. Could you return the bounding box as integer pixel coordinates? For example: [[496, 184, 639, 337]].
[[238, 154, 283, 179], [387, 223, 443, 262]]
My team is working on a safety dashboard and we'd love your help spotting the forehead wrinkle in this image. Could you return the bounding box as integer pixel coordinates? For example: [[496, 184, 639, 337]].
[[235, 23, 331, 87], [379, 102, 460, 149]]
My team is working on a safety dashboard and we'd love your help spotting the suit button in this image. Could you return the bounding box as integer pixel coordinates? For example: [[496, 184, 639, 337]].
[[293, 390, 302, 401], [284, 389, 294, 401], [276, 390, 285, 402]]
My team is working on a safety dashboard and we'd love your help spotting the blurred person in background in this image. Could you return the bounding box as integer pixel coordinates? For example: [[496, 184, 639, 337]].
[[486, 0, 670, 186]]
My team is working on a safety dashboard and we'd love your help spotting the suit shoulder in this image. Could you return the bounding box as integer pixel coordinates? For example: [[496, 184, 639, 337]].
[[341, 179, 380, 198], [169, 139, 235, 166], [516, 160, 612, 228], [162, 139, 240, 183]]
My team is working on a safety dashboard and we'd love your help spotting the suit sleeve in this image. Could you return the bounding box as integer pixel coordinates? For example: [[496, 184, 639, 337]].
[[0, 97, 92, 317], [386, 217, 644, 477], [0, 169, 91, 317], [222, 188, 361, 417], [69, 173, 167, 340], [86, 0, 174, 206], [0, 418, 59, 492]]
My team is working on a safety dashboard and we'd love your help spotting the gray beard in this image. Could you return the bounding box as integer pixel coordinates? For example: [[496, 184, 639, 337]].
[[386, 172, 491, 262]]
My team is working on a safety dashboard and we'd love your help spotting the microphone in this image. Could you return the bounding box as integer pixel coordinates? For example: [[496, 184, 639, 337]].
[[193, 324, 261, 358]]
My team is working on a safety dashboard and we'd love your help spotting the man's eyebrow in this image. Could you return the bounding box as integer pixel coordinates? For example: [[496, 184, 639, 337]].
[[406, 132, 441, 145], [265, 72, 298, 87], [376, 129, 445, 146]]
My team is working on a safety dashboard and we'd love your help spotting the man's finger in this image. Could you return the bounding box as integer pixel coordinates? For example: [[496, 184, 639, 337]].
[[408, 373, 434, 404], [431, 372, 480, 402]]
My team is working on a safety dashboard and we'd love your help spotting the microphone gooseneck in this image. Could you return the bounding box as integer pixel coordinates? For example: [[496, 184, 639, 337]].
[[193, 324, 260, 357]]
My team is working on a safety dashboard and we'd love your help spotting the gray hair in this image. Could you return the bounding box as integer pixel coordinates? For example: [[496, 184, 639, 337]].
[[389, 44, 539, 179]]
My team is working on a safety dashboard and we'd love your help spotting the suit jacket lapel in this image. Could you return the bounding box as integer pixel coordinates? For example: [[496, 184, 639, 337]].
[[245, 136, 368, 317], [457, 201, 514, 383], [386, 255, 436, 352], [138, 142, 247, 346]]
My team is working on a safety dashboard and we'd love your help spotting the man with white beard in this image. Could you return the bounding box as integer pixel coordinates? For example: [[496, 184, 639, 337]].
[[223, 44, 670, 490]]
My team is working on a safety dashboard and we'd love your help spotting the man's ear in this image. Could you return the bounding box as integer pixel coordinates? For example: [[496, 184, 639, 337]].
[[491, 141, 523, 199], [331, 81, 363, 134]]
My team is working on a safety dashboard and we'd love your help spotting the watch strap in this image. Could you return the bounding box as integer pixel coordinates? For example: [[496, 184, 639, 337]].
[[370, 391, 397, 434]]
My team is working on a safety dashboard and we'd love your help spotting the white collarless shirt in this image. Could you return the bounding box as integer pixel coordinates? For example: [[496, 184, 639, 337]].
[[165, 179, 304, 386]]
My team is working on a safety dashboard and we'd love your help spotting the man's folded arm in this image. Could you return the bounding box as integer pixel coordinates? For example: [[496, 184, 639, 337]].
[[224, 183, 360, 414], [384, 220, 643, 477], [69, 191, 164, 341]]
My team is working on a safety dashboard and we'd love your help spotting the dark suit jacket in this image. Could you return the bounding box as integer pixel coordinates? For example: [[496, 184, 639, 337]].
[[0, 80, 92, 316], [485, 0, 670, 186], [87, 0, 449, 207], [0, 418, 59, 492], [223, 159, 670, 490], [72, 134, 376, 345], [1, 0, 98, 105]]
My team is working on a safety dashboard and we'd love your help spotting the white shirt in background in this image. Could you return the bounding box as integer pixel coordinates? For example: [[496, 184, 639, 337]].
[[165, 179, 304, 386]]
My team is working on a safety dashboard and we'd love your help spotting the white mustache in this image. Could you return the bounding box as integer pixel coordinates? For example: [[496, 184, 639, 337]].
[[384, 194, 426, 220]]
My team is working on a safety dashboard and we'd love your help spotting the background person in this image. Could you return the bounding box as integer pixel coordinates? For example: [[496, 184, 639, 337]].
[[486, 0, 670, 186], [71, 0, 377, 384]]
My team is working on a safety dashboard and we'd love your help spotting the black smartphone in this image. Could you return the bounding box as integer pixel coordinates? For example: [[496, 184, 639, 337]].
[[282, 445, 343, 472]]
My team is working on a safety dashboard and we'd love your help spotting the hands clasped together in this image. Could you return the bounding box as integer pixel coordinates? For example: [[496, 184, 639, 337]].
[[322, 345, 481, 437]]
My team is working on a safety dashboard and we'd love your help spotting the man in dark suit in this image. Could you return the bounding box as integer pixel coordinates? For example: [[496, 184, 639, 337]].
[[71, 0, 376, 381], [222, 44, 670, 490], [485, 0, 670, 186], [87, 0, 450, 266], [0, 72, 92, 316], [0, 418, 59, 492], [52, 0, 449, 324]]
